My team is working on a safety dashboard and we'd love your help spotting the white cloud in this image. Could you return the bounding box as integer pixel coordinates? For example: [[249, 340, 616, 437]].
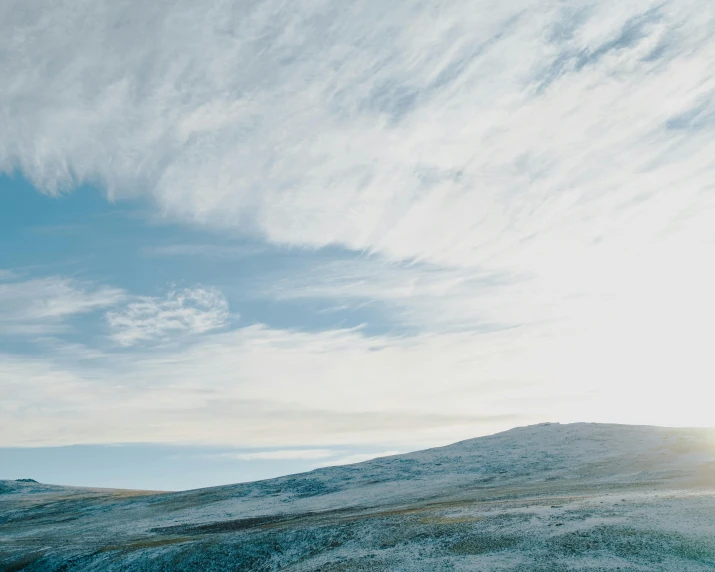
[[0, 323, 532, 447], [2, 1, 715, 449], [220, 449, 334, 461], [106, 287, 230, 346], [0, 274, 231, 348], [2, 0, 714, 269], [3, 312, 714, 449], [0, 274, 125, 335], [2, 1, 714, 351], [262, 257, 518, 331]]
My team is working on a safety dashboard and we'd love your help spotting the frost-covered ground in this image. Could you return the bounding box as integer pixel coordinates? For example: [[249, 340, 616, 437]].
[[2, 423, 715, 571]]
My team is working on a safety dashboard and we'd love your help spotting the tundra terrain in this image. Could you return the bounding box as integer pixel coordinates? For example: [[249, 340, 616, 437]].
[[2, 423, 715, 571]]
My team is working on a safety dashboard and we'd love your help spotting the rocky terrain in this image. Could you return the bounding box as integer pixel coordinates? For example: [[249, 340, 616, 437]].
[[2, 422, 715, 571]]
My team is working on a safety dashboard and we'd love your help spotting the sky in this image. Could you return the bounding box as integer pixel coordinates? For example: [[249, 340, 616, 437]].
[[1, 0, 715, 490]]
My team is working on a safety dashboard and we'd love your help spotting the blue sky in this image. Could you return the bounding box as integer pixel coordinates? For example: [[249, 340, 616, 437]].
[[0, 174, 397, 341], [2, 0, 715, 489]]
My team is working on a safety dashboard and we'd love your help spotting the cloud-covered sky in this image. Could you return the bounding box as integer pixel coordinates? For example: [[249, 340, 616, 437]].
[[2, 0, 715, 486]]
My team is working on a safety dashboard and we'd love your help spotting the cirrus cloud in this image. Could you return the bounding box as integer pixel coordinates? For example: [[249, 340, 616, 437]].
[[1, 0, 714, 270], [106, 287, 230, 346], [0, 273, 125, 335]]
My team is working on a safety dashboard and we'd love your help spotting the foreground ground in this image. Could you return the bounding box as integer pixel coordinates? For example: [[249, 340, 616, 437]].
[[2, 423, 715, 571]]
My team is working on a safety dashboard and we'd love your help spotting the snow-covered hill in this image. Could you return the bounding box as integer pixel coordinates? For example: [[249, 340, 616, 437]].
[[2, 423, 715, 570]]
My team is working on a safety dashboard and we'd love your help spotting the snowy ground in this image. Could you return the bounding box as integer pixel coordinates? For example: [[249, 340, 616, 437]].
[[2, 423, 715, 571]]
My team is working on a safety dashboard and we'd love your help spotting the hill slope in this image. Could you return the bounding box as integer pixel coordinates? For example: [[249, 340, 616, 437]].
[[2, 423, 715, 571]]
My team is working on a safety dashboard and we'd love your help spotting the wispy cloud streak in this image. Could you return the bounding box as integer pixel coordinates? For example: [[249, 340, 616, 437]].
[[0, 274, 125, 335], [107, 287, 230, 346]]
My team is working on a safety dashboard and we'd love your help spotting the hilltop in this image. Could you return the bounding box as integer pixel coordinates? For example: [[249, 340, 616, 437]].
[[2, 423, 715, 570]]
